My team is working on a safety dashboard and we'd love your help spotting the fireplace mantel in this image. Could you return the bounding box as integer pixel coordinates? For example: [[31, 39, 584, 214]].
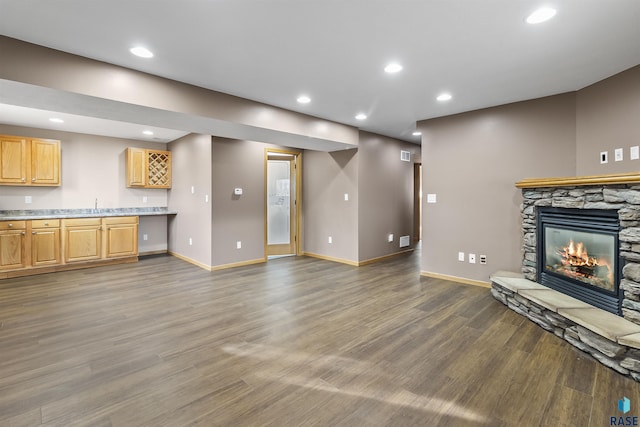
[[516, 172, 640, 189]]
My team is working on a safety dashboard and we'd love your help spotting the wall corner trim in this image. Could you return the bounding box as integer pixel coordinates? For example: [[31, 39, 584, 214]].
[[211, 258, 267, 271], [420, 271, 491, 288], [302, 252, 359, 267], [168, 251, 213, 271]]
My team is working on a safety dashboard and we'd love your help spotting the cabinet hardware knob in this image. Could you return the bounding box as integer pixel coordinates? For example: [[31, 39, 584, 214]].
[[8, 223, 12, 227], [32, 178, 36, 181], [44, 222, 49, 226], [22, 231, 26, 236], [21, 178, 25, 182], [31, 231, 36, 235]]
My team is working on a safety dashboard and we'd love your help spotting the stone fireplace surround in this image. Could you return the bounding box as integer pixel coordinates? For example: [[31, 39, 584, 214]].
[[491, 173, 640, 382]]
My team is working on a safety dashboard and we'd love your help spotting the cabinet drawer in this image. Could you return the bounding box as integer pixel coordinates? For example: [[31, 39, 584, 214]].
[[63, 218, 102, 227], [0, 221, 26, 230], [31, 219, 60, 228], [104, 216, 138, 226]]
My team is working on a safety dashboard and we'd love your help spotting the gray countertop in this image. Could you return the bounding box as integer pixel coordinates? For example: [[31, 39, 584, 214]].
[[0, 207, 177, 221]]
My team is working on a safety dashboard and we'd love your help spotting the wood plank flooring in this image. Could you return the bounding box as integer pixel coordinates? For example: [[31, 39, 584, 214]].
[[1, 251, 639, 426]]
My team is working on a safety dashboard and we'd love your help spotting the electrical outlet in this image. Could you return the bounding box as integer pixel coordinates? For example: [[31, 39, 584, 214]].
[[205, 194, 209, 203], [631, 146, 639, 160], [191, 186, 195, 194], [25, 196, 32, 204], [142, 196, 148, 203], [388, 234, 394, 243], [480, 255, 487, 265], [328, 236, 332, 244], [143, 234, 148, 241], [615, 148, 623, 162], [600, 151, 608, 164], [236, 241, 242, 249], [469, 253, 476, 264], [189, 237, 193, 246], [344, 193, 349, 201], [458, 252, 465, 262]]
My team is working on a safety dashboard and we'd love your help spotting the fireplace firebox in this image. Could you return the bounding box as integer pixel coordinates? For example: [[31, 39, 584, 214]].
[[537, 207, 623, 315]]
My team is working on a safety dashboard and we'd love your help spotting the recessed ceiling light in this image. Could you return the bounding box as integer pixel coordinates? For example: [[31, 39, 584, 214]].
[[412, 131, 422, 136], [130, 46, 154, 58], [143, 130, 154, 136], [437, 93, 452, 102], [49, 118, 64, 123], [297, 95, 311, 104], [384, 63, 403, 73], [355, 113, 367, 120], [526, 7, 557, 24]]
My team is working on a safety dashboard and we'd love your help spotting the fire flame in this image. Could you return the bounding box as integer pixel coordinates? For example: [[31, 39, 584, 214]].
[[561, 240, 598, 267], [557, 239, 613, 284]]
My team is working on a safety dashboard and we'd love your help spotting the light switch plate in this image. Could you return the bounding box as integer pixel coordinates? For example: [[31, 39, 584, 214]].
[[631, 146, 639, 160], [615, 148, 623, 162], [344, 193, 349, 201], [458, 252, 465, 262], [427, 194, 437, 203], [25, 196, 32, 204], [600, 151, 608, 164]]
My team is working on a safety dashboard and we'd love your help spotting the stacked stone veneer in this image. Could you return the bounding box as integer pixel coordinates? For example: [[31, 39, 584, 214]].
[[521, 185, 640, 325]]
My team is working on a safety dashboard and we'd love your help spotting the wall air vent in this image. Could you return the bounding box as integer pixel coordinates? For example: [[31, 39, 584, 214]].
[[399, 235, 411, 247], [400, 150, 411, 162]]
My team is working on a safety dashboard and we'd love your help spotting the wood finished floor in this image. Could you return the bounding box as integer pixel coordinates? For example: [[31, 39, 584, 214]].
[[1, 252, 639, 427]]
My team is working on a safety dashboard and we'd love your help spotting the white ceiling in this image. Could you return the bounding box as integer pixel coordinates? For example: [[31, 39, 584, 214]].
[[1, 0, 640, 145]]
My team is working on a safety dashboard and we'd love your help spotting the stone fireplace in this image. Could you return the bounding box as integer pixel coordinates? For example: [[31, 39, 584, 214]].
[[520, 179, 640, 324], [491, 173, 640, 382]]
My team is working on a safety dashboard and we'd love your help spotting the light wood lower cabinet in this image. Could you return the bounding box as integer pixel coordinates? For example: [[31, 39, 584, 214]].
[[0, 216, 138, 278], [0, 221, 27, 270], [104, 217, 138, 258], [31, 219, 61, 266], [64, 218, 103, 263]]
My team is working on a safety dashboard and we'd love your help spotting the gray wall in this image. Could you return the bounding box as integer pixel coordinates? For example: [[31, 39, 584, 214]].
[[358, 131, 420, 261], [0, 124, 169, 254], [576, 65, 640, 175], [167, 133, 212, 266], [303, 149, 359, 262], [211, 137, 273, 267], [418, 94, 577, 281]]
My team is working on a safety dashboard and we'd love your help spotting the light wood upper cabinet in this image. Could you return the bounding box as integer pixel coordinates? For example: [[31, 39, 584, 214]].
[[0, 136, 28, 184], [0, 135, 60, 186], [0, 221, 28, 270], [31, 139, 60, 185], [126, 147, 171, 188]]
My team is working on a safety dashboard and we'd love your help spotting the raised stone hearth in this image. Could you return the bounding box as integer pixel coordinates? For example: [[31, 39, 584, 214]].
[[491, 173, 640, 381], [491, 272, 640, 382]]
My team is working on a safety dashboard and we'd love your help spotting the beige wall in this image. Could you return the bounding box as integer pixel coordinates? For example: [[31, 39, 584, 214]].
[[418, 94, 577, 281], [303, 149, 359, 262], [576, 65, 640, 175], [358, 131, 420, 262], [0, 36, 358, 150], [167, 133, 212, 266]]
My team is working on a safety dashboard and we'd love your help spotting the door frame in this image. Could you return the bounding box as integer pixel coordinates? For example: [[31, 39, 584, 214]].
[[264, 148, 302, 257], [414, 163, 422, 242]]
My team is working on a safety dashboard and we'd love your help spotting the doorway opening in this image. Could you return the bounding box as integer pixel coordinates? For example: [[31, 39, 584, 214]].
[[265, 149, 301, 258]]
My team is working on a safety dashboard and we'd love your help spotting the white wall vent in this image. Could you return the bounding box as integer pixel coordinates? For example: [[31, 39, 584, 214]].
[[399, 235, 411, 248], [400, 150, 411, 162]]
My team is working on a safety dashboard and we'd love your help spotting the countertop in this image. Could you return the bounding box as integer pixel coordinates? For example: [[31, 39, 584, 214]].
[[0, 207, 177, 221]]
